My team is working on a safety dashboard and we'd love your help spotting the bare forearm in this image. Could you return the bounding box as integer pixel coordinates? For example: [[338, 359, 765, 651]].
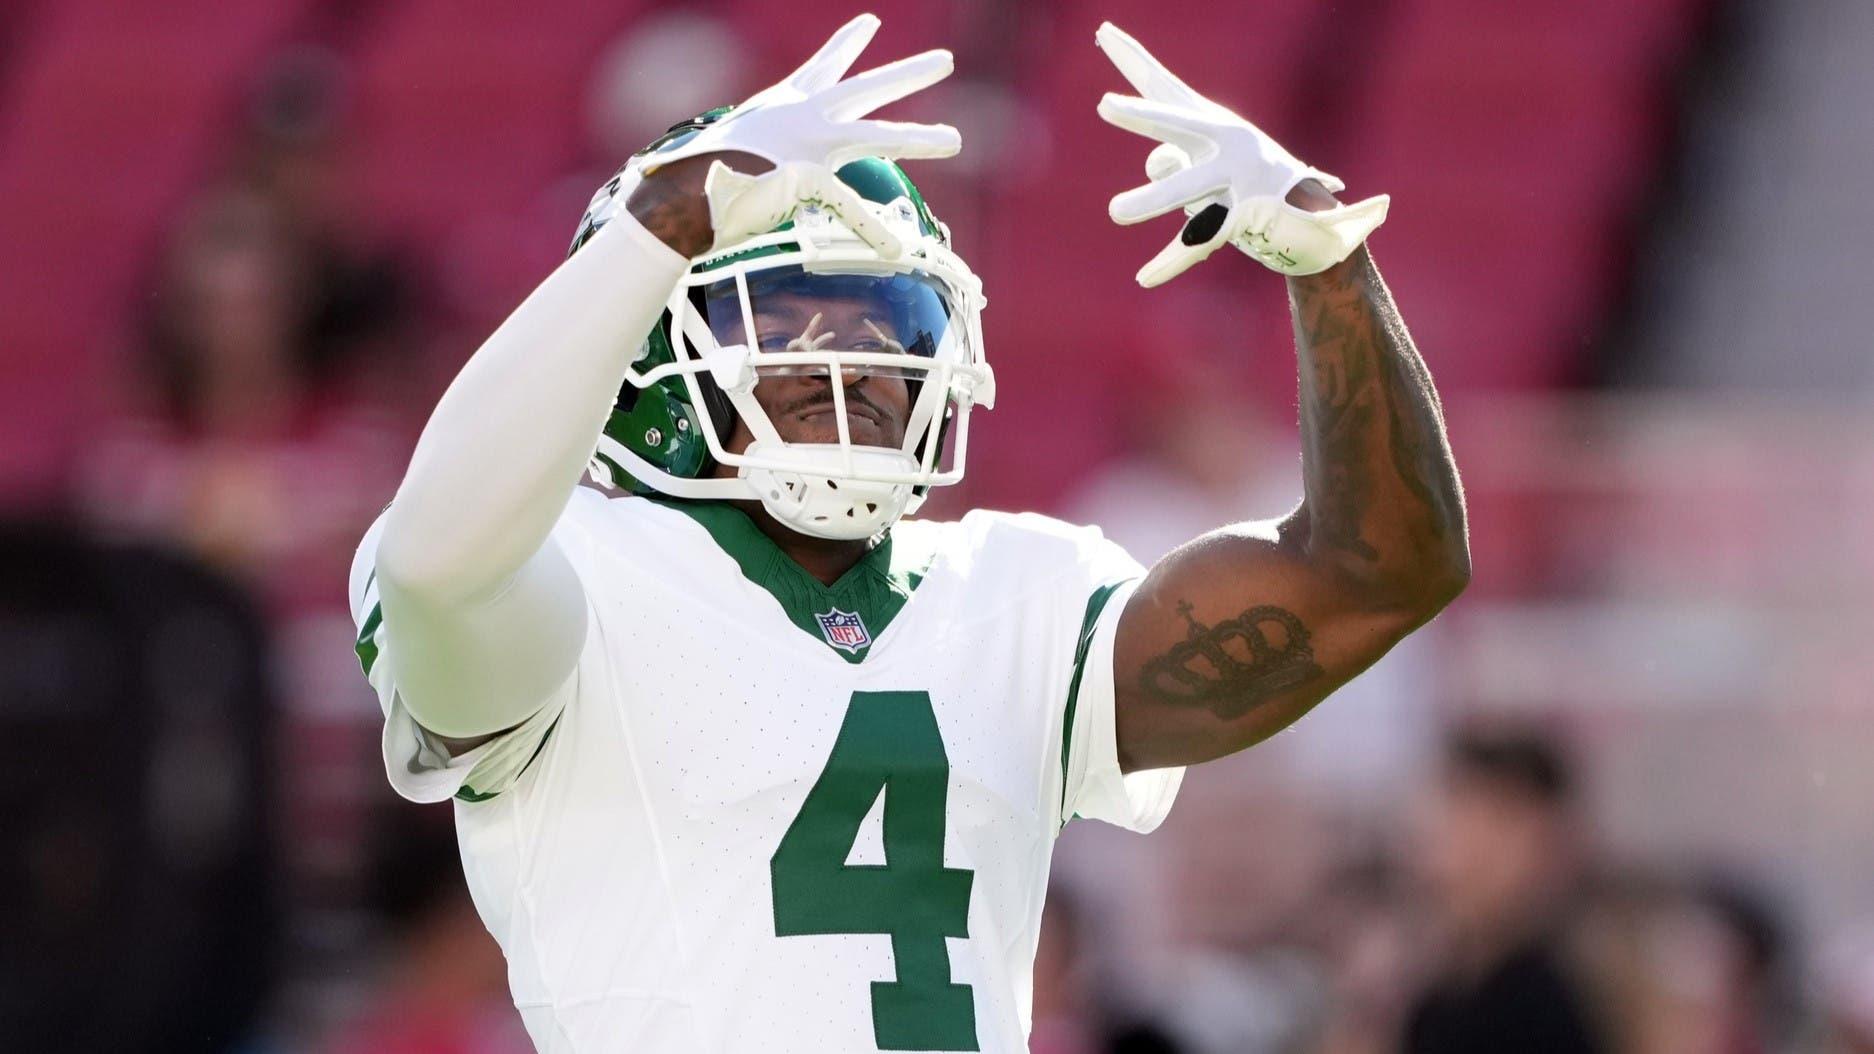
[[1287, 202, 1468, 605], [1111, 241, 1467, 770]]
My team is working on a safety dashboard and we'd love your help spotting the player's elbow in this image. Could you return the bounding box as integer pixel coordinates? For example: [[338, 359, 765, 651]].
[[1430, 525, 1474, 603], [1394, 547, 1471, 628], [1344, 545, 1471, 631], [1422, 556, 1471, 613], [1287, 513, 1471, 620], [375, 504, 481, 606], [376, 524, 433, 598]]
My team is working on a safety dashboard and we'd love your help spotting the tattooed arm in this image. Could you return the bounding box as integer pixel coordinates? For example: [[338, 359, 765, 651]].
[[1111, 181, 1470, 772]]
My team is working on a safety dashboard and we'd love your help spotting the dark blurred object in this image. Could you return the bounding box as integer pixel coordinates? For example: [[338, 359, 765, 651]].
[[0, 521, 276, 1052], [140, 45, 413, 439], [68, 42, 418, 1044], [1445, 726, 1573, 802], [235, 46, 416, 387], [1404, 942, 1604, 1054], [1692, 873, 1795, 1053], [1402, 725, 1606, 1054], [141, 184, 319, 435], [1106, 1023, 1186, 1054], [85, 44, 412, 596], [314, 802, 528, 1054], [1032, 883, 1099, 1054]]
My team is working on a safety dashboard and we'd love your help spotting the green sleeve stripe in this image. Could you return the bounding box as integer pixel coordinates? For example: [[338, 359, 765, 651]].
[[453, 715, 562, 804], [1059, 579, 1131, 823], [354, 601, 383, 676]]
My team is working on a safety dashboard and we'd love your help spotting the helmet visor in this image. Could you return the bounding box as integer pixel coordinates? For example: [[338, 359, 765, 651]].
[[700, 265, 964, 373]]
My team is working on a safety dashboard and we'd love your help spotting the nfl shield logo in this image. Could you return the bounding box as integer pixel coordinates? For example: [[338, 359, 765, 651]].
[[814, 608, 871, 654]]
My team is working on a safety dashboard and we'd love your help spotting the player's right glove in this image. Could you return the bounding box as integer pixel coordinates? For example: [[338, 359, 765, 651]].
[[1094, 22, 1389, 285], [643, 13, 959, 259]]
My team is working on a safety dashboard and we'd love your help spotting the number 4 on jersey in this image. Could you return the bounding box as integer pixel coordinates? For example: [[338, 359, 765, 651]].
[[770, 690, 978, 1051]]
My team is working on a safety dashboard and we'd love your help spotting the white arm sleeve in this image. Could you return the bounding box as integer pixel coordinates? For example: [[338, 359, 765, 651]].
[[372, 211, 688, 738], [351, 517, 577, 803]]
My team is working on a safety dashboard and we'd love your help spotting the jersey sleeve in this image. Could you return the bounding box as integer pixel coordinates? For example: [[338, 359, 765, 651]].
[[1058, 536, 1184, 834], [350, 509, 576, 805]]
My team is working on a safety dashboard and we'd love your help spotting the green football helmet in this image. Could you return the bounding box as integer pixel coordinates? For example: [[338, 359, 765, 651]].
[[569, 110, 994, 540]]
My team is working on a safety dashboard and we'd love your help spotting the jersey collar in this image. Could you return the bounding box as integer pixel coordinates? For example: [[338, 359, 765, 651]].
[[648, 497, 932, 663]]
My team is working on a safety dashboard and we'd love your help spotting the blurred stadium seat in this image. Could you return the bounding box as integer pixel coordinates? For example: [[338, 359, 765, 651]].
[[0, 0, 1710, 509]]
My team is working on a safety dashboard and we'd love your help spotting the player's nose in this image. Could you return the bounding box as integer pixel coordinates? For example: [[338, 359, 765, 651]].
[[799, 363, 870, 388]]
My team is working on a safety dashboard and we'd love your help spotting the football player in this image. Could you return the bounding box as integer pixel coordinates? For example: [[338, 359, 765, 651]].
[[350, 14, 1469, 1052]]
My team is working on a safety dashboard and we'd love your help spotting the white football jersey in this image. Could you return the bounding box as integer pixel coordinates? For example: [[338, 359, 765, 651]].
[[350, 489, 1183, 1053]]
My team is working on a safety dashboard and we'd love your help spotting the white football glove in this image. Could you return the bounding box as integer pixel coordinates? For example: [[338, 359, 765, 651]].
[[1094, 22, 1389, 285], [644, 13, 959, 259]]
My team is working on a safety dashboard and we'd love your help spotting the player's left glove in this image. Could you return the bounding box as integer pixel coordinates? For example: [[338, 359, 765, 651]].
[[1094, 22, 1389, 285]]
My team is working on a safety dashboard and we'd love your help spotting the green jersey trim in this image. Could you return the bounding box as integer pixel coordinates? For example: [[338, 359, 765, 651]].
[[1059, 579, 1132, 827], [356, 599, 383, 676], [454, 715, 562, 804], [647, 497, 934, 663]]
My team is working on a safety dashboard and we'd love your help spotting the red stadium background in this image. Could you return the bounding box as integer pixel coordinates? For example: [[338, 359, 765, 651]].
[[3, 2, 1871, 1052]]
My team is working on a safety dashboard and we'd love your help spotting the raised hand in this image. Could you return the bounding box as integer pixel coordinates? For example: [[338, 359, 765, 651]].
[[644, 13, 960, 258], [1094, 22, 1389, 285]]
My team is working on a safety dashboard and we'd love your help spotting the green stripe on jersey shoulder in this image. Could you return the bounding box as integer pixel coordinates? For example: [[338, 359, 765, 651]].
[[646, 496, 935, 664], [355, 568, 382, 675], [355, 601, 383, 676], [454, 714, 562, 803], [1059, 579, 1133, 826]]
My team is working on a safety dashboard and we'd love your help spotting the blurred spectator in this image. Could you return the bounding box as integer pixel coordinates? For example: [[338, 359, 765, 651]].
[[71, 53, 426, 1043], [83, 51, 414, 612], [1575, 872, 1793, 1054], [1401, 725, 1607, 1054], [84, 177, 404, 605], [315, 804, 528, 1054], [1308, 853, 1422, 1054]]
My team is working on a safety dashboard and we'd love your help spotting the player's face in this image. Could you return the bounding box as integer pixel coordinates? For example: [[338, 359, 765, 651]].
[[718, 291, 914, 451]]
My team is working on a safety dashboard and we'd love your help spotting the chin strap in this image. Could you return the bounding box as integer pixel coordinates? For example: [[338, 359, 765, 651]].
[[589, 433, 918, 541], [740, 442, 917, 540]]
